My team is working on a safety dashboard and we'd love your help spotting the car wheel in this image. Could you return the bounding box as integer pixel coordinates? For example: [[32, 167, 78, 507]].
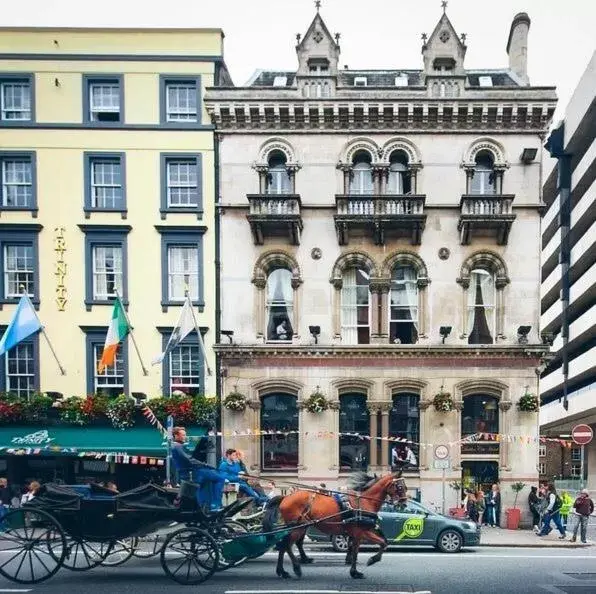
[[331, 534, 350, 553], [436, 529, 463, 553]]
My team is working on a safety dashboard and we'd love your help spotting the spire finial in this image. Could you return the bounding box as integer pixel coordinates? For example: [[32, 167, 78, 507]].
[[315, 0, 321, 12], [441, 0, 448, 13], [335, 32, 341, 44]]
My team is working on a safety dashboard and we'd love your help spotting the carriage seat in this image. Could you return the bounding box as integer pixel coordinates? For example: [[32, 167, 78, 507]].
[[333, 493, 377, 528]]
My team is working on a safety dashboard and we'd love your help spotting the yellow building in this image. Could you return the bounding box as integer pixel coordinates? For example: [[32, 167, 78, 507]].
[[0, 28, 229, 484]]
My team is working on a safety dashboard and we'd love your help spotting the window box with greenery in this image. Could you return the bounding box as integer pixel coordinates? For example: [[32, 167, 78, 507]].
[[150, 394, 217, 426], [303, 389, 330, 414], [223, 391, 248, 413], [433, 389, 454, 412], [518, 392, 539, 412], [0, 393, 54, 425]]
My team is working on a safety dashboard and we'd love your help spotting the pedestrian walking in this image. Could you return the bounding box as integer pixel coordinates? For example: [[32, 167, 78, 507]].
[[487, 484, 501, 527], [528, 486, 541, 531], [560, 490, 573, 529], [466, 492, 479, 524], [537, 483, 566, 539], [476, 489, 486, 527], [570, 489, 594, 544]]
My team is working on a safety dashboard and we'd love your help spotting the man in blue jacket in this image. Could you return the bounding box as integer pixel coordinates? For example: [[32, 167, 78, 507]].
[[218, 448, 268, 506], [171, 426, 224, 511]]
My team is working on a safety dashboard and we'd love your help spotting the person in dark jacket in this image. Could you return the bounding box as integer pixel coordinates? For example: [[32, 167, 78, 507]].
[[570, 489, 594, 543], [170, 426, 225, 511], [487, 484, 501, 527], [538, 483, 566, 538], [528, 486, 541, 531]]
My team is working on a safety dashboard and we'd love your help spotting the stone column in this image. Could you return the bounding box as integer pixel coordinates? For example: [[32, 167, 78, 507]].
[[254, 165, 268, 194], [367, 402, 380, 469], [452, 400, 464, 471], [495, 278, 508, 340], [498, 400, 512, 470], [417, 277, 430, 339], [456, 278, 470, 339], [291, 277, 302, 341], [247, 399, 262, 474], [418, 399, 434, 469], [329, 400, 340, 472], [409, 163, 422, 194], [380, 401, 393, 468], [252, 277, 267, 340], [331, 279, 342, 339], [370, 278, 390, 344]]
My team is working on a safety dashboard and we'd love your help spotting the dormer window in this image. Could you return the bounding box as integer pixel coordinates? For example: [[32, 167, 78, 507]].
[[354, 76, 368, 87], [394, 75, 408, 87], [266, 151, 292, 195], [387, 151, 411, 195], [433, 57, 456, 72], [349, 151, 373, 195], [470, 151, 496, 195], [308, 58, 329, 76]]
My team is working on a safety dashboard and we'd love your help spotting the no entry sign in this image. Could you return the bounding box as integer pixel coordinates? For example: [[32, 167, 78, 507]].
[[572, 424, 593, 446]]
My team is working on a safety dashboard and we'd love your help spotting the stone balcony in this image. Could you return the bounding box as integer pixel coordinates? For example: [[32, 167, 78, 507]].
[[334, 194, 426, 246], [458, 194, 516, 245], [246, 194, 303, 245]]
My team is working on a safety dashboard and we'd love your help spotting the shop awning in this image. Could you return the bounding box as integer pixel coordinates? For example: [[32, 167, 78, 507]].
[[0, 426, 208, 454]]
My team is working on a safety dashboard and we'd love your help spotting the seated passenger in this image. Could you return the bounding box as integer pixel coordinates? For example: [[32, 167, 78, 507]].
[[171, 426, 225, 511], [218, 449, 268, 506]]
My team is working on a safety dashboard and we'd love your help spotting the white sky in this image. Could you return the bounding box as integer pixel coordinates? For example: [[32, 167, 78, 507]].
[[3, 0, 596, 116]]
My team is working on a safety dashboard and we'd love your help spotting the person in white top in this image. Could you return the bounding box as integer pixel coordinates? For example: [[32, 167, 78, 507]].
[[20, 481, 40, 505]]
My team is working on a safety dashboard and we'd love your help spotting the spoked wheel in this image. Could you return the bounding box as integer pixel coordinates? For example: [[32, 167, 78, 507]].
[[0, 507, 66, 584], [100, 538, 136, 567], [215, 520, 249, 571], [51, 537, 109, 571], [160, 527, 219, 585], [132, 533, 163, 558]]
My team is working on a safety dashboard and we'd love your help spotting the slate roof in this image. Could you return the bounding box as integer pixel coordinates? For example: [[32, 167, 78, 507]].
[[247, 69, 520, 88]]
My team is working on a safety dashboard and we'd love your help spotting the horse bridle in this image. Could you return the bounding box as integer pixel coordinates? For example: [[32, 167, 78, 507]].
[[390, 477, 408, 502]]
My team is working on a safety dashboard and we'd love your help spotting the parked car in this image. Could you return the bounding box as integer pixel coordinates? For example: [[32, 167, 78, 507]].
[[307, 499, 480, 553]]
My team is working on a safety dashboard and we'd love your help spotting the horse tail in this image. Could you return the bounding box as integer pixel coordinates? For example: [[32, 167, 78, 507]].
[[263, 495, 285, 532]]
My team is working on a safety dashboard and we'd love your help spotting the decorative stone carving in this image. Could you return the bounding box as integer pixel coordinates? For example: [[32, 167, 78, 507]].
[[247, 400, 262, 410], [498, 401, 512, 412], [366, 402, 382, 414], [379, 401, 393, 414], [328, 400, 340, 411], [438, 247, 450, 260], [418, 400, 433, 410], [453, 401, 464, 411]]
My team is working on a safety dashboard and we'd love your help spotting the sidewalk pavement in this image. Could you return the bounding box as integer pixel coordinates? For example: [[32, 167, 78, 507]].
[[479, 526, 593, 548]]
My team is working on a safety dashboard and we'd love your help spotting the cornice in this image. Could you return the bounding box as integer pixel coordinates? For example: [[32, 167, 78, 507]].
[[215, 344, 550, 360]]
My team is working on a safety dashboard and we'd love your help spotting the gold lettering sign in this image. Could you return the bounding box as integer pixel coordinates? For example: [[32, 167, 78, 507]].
[[54, 227, 67, 311]]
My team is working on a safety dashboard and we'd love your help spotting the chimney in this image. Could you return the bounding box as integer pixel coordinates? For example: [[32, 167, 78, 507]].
[[507, 12, 531, 85]]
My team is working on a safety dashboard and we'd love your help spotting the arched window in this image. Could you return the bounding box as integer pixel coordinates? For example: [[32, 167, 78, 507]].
[[467, 268, 495, 344], [389, 265, 418, 344], [388, 393, 419, 469], [266, 268, 294, 342], [471, 151, 496, 195], [349, 151, 373, 195], [266, 151, 291, 195], [261, 393, 298, 470], [339, 393, 369, 471], [387, 151, 411, 195], [341, 267, 370, 344], [461, 395, 499, 436]]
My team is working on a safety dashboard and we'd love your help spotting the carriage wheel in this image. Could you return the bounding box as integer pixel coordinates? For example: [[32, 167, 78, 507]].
[[216, 520, 249, 571], [99, 538, 136, 567], [132, 534, 163, 558], [0, 507, 66, 584], [160, 527, 219, 585], [50, 537, 109, 571]]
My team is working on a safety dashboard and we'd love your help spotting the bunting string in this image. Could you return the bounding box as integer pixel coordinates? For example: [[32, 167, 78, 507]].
[[142, 405, 167, 438]]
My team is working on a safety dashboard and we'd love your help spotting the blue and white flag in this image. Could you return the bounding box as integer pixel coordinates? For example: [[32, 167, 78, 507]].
[[151, 295, 195, 365], [0, 295, 42, 356]]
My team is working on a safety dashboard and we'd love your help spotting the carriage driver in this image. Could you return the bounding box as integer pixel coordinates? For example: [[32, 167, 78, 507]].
[[171, 426, 225, 511]]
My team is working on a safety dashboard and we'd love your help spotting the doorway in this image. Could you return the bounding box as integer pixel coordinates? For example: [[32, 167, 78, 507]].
[[461, 460, 499, 493]]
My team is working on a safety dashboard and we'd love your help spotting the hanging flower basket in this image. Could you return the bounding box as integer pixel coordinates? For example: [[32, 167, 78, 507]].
[[433, 391, 455, 412], [518, 392, 539, 412], [304, 390, 330, 414], [223, 391, 248, 412], [106, 394, 136, 430]]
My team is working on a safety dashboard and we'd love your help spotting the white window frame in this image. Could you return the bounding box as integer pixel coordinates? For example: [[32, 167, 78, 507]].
[[169, 343, 201, 396], [1, 158, 32, 207], [167, 160, 199, 207], [167, 245, 198, 301], [571, 448, 581, 462], [92, 245, 123, 300], [90, 159, 122, 209], [571, 464, 582, 477], [539, 444, 546, 458], [5, 342, 35, 399], [88, 82, 121, 121], [93, 344, 124, 395], [265, 268, 294, 342], [467, 269, 496, 343], [3, 244, 34, 299], [341, 267, 371, 345], [0, 81, 31, 121], [354, 76, 368, 87], [389, 266, 419, 344], [165, 81, 198, 122], [538, 462, 546, 475]]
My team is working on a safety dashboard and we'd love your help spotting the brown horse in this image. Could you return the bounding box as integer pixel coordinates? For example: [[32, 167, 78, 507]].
[[263, 472, 407, 579]]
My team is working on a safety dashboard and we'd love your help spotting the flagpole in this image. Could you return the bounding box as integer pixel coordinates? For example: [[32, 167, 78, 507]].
[[114, 290, 148, 376], [186, 292, 212, 377], [21, 288, 65, 375]]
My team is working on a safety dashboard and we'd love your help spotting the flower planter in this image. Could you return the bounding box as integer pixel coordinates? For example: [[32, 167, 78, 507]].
[[449, 507, 467, 519], [506, 507, 521, 530]]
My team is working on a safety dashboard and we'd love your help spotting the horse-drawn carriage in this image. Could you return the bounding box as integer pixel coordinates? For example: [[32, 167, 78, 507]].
[[0, 472, 407, 586]]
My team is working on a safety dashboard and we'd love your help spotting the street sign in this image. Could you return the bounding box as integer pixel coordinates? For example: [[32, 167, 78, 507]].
[[572, 424, 593, 445], [434, 459, 450, 470], [166, 415, 174, 441], [434, 444, 449, 460]]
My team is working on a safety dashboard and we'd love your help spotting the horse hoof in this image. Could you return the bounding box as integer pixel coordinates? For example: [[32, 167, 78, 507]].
[[277, 570, 291, 579], [350, 570, 365, 579], [292, 564, 302, 578], [366, 556, 380, 567], [301, 557, 314, 564]]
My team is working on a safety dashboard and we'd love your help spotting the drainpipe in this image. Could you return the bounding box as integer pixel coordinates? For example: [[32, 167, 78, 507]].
[[214, 132, 222, 462]]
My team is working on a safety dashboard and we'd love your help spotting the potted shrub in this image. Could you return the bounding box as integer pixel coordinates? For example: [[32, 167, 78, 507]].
[[223, 391, 248, 413], [303, 388, 330, 414], [433, 389, 455, 412], [448, 481, 465, 517], [106, 394, 136, 430], [506, 482, 526, 530], [518, 392, 539, 412]]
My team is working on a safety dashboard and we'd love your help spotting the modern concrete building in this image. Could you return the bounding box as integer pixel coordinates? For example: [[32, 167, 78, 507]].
[[207, 6, 556, 517], [540, 51, 596, 491], [0, 27, 228, 485]]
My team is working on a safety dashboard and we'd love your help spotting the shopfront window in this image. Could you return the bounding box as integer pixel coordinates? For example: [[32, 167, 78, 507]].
[[388, 393, 419, 468], [261, 393, 298, 470], [339, 393, 369, 471]]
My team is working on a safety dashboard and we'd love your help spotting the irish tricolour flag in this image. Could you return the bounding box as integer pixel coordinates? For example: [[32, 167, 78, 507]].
[[98, 298, 130, 373]]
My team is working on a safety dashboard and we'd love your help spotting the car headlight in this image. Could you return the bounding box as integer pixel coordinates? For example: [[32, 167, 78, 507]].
[[464, 522, 477, 531]]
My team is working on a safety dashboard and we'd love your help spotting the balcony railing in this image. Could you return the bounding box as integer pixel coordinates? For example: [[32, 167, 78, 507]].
[[246, 194, 303, 245], [334, 194, 426, 245], [458, 194, 516, 245]]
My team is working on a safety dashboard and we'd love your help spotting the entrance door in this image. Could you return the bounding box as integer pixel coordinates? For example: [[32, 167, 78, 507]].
[[461, 460, 499, 493]]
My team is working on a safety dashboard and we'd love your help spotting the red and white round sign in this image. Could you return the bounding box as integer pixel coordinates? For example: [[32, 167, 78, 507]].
[[572, 424, 593, 446]]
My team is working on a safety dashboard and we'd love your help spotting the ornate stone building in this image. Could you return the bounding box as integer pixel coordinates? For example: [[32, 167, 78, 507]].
[[206, 7, 556, 517]]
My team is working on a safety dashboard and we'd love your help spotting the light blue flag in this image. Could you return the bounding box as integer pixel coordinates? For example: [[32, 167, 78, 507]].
[[0, 295, 42, 356]]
